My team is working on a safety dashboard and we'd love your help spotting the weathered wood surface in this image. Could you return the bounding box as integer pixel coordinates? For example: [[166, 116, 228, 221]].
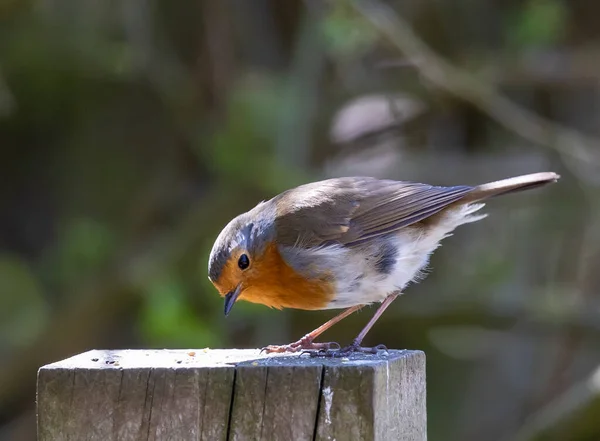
[[37, 349, 426, 441]]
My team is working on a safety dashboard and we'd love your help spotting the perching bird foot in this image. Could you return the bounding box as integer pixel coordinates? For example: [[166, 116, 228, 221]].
[[261, 336, 341, 354]]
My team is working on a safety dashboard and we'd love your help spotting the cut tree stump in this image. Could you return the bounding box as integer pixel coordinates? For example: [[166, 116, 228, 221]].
[[37, 349, 426, 441]]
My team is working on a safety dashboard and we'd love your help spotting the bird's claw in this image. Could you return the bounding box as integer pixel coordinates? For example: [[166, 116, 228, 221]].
[[261, 338, 340, 354], [299, 341, 341, 356]]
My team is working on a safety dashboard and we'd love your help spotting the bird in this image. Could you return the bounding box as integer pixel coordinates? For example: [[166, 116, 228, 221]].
[[208, 172, 559, 356]]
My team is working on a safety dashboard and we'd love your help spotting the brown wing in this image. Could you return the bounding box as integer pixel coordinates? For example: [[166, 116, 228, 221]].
[[273, 177, 473, 248], [272, 178, 361, 247]]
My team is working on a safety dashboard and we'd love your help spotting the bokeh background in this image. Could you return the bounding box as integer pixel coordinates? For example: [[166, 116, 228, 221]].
[[2, 0, 600, 440]]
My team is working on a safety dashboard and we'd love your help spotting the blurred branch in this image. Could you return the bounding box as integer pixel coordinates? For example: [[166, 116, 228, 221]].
[[350, 0, 600, 169], [479, 47, 600, 85], [533, 204, 600, 409], [121, 0, 197, 123], [507, 365, 600, 441], [0, 66, 15, 117], [401, 298, 600, 337], [275, 10, 327, 168], [202, 0, 237, 108]]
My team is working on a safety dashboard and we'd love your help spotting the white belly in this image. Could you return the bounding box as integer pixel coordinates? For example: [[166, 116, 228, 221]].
[[324, 203, 487, 309]]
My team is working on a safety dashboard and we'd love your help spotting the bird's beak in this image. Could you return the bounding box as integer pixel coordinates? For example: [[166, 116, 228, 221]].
[[224, 284, 242, 316]]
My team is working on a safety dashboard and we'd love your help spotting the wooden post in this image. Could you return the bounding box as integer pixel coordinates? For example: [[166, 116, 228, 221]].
[[37, 349, 426, 441]]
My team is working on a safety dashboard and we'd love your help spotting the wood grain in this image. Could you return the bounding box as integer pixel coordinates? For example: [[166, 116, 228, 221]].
[[37, 349, 426, 440]]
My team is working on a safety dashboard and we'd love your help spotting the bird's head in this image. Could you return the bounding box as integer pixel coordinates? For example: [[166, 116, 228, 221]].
[[208, 197, 337, 314], [208, 204, 276, 316]]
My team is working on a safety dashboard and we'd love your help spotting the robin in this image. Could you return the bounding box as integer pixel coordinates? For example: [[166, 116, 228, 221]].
[[208, 172, 559, 355]]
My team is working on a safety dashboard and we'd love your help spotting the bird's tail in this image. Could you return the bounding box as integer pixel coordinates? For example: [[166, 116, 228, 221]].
[[462, 172, 560, 203]]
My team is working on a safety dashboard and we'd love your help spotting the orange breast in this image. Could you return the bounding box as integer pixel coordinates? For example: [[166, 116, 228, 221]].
[[241, 243, 334, 310]]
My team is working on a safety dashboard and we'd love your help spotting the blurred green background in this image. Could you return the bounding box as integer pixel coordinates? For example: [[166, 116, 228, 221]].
[[1, 0, 600, 440]]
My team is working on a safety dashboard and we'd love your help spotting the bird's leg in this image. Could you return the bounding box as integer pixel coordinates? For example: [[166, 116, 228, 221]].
[[261, 305, 362, 354], [312, 292, 400, 357]]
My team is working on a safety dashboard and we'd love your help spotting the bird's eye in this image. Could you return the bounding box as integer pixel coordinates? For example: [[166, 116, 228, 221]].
[[238, 254, 250, 270]]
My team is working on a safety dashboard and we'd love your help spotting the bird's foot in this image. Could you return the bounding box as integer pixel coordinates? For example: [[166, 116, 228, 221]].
[[261, 336, 341, 354], [308, 340, 389, 358]]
